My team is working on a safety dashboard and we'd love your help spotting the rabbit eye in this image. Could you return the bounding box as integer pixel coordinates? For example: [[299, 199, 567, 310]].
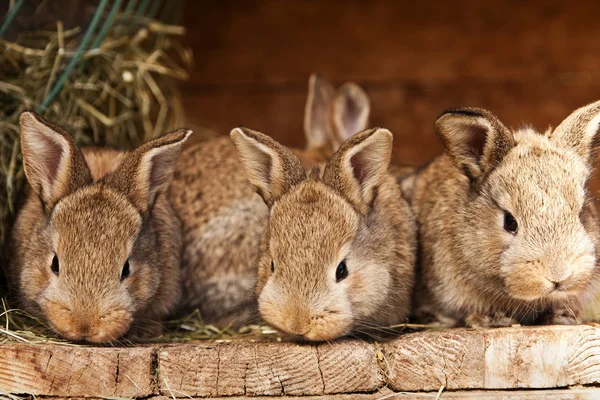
[[503, 211, 518, 234], [121, 260, 131, 281], [270, 261, 275, 273], [51, 255, 59, 276], [336, 261, 348, 282]]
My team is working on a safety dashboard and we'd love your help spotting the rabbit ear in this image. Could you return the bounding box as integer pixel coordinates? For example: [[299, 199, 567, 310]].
[[323, 128, 392, 214], [329, 82, 370, 149], [435, 108, 515, 181], [231, 127, 306, 207], [550, 100, 600, 166], [106, 129, 192, 214], [304, 74, 335, 150], [20, 112, 92, 211]]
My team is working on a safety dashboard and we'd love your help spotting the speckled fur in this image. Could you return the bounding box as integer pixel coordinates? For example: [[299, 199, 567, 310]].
[[10, 112, 190, 343], [169, 75, 371, 326], [231, 127, 416, 341], [408, 102, 600, 327]]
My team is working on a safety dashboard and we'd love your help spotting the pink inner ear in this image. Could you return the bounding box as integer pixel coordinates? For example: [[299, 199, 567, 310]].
[[466, 124, 488, 161], [149, 147, 179, 190], [255, 148, 273, 186], [341, 95, 361, 137], [350, 151, 369, 184], [42, 136, 66, 185]]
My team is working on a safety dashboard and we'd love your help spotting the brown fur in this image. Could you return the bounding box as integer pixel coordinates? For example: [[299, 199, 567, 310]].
[[408, 103, 600, 327], [231, 127, 416, 341], [9, 112, 191, 343], [169, 75, 372, 326]]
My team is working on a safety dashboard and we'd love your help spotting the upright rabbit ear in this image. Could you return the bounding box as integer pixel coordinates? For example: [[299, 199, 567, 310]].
[[435, 108, 515, 182], [329, 82, 370, 149], [231, 127, 306, 207], [304, 74, 335, 150], [106, 129, 192, 214], [323, 128, 392, 214], [550, 100, 600, 166], [20, 112, 92, 211]]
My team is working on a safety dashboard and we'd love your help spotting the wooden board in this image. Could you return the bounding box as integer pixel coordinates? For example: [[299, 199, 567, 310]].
[[182, 79, 600, 167], [15, 388, 600, 400], [182, 0, 600, 86], [2, 325, 600, 398]]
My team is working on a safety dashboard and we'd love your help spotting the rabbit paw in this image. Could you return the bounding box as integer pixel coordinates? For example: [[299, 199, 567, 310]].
[[465, 312, 518, 328], [543, 304, 581, 325]]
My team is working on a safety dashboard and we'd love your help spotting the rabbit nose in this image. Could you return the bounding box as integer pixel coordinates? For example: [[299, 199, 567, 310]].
[[285, 318, 311, 336], [546, 274, 573, 291]]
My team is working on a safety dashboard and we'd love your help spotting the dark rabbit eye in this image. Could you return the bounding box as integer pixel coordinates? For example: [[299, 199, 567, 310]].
[[503, 211, 518, 234], [270, 261, 275, 273], [336, 261, 348, 282], [51, 255, 59, 276], [121, 260, 131, 281]]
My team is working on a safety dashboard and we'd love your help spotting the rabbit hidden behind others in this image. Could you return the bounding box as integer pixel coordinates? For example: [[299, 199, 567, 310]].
[[169, 74, 373, 327], [406, 102, 600, 328]]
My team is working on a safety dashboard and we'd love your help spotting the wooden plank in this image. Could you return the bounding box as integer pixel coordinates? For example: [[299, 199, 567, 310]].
[[29, 388, 600, 399], [182, 0, 600, 85], [0, 344, 155, 398], [3, 326, 600, 397], [381, 329, 485, 391], [384, 325, 600, 392], [158, 341, 380, 397]]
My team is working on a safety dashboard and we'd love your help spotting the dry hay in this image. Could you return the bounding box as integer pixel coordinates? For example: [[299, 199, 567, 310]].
[[0, 6, 192, 245]]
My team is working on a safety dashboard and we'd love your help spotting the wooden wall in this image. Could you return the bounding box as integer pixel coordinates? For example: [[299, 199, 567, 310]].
[[180, 0, 600, 167]]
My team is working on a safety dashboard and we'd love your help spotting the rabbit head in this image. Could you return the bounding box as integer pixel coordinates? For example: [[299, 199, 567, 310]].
[[436, 102, 600, 306], [231, 126, 413, 341], [14, 112, 190, 342]]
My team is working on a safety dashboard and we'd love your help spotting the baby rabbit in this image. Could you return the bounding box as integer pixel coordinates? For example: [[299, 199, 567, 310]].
[[230, 127, 416, 341], [408, 102, 600, 327], [10, 112, 191, 343], [169, 75, 370, 326]]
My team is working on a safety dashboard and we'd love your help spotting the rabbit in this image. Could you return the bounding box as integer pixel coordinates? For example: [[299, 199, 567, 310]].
[[406, 102, 600, 328], [9, 111, 192, 343], [169, 74, 371, 327], [229, 126, 417, 341]]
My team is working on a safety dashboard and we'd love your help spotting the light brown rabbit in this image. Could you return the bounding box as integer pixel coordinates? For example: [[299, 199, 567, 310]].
[[169, 75, 370, 326], [407, 102, 600, 327], [9, 112, 191, 343], [230, 127, 416, 341]]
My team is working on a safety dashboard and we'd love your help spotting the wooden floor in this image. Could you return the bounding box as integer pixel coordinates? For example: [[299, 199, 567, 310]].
[[2, 325, 600, 399]]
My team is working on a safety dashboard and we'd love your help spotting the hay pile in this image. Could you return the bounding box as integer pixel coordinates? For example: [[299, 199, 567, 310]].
[[0, 3, 192, 245]]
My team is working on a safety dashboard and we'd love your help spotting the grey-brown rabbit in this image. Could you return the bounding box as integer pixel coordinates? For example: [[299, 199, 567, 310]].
[[169, 75, 371, 326], [406, 102, 600, 327], [10, 112, 191, 342]]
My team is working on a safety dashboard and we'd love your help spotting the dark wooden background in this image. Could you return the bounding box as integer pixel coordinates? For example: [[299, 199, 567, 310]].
[[180, 0, 600, 167]]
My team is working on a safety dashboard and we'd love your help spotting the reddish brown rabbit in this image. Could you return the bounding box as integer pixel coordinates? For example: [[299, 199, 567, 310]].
[[10, 112, 191, 343], [230, 127, 416, 341], [407, 102, 600, 327], [169, 75, 371, 326]]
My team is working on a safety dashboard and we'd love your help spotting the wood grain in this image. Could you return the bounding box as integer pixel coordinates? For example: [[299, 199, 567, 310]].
[[3, 326, 600, 397], [18, 388, 600, 399], [0, 344, 155, 397], [158, 341, 379, 397], [384, 325, 600, 392]]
